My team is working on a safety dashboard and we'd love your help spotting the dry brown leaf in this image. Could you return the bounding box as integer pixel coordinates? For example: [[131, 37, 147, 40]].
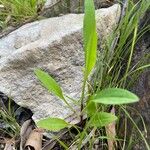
[[25, 128, 44, 150], [4, 139, 15, 150], [106, 106, 117, 150], [20, 119, 33, 150]]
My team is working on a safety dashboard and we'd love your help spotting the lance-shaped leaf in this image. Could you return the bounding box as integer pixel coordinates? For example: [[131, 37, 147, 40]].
[[37, 118, 69, 131], [35, 69, 64, 100], [91, 88, 139, 105], [84, 0, 98, 77], [90, 112, 117, 127]]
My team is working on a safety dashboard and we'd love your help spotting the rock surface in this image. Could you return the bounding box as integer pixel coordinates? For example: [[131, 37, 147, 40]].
[[44, 0, 112, 8], [44, 0, 115, 16], [45, 0, 58, 9], [0, 4, 121, 124]]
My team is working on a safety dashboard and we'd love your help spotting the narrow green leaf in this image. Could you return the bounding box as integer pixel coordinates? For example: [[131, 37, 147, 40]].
[[85, 31, 97, 76], [91, 88, 139, 105], [37, 118, 69, 131], [84, 0, 97, 77], [90, 112, 117, 127], [56, 139, 69, 149], [84, 0, 96, 48], [35, 69, 64, 100]]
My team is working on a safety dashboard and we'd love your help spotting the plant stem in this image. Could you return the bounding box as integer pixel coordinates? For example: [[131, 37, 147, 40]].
[[80, 75, 87, 122], [63, 97, 80, 118]]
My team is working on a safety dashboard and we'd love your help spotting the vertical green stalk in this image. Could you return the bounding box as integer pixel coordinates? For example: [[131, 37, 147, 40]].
[[123, 25, 138, 87], [80, 75, 88, 121], [80, 0, 97, 121]]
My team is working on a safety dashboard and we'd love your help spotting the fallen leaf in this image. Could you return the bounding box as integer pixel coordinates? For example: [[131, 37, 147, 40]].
[[20, 119, 33, 150], [25, 128, 44, 150], [4, 139, 15, 150]]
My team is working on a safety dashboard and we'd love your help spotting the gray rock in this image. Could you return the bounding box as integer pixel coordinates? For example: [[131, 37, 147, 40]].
[[0, 4, 121, 124], [44, 0, 115, 15], [45, 0, 59, 8], [44, 0, 114, 8]]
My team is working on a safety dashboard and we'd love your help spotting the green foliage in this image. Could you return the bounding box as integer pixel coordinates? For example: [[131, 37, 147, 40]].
[[35, 0, 140, 132], [84, 31, 97, 77], [37, 118, 69, 131], [86, 101, 97, 116], [35, 69, 65, 100], [93, 0, 150, 91], [89, 112, 117, 127], [34, 69, 75, 113], [91, 88, 139, 105], [34, 0, 149, 149], [0, 0, 45, 29], [83, 0, 97, 77], [0, 99, 20, 138], [0, 0, 148, 149], [80, 0, 97, 122]]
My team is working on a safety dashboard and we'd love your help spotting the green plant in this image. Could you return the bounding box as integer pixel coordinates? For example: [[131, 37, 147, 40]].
[[93, 0, 150, 91], [0, 0, 45, 29], [34, 0, 149, 149], [35, 0, 139, 128], [0, 99, 20, 138], [91, 0, 150, 148]]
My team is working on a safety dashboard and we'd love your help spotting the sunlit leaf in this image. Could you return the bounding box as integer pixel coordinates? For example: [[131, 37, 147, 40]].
[[37, 118, 69, 131], [84, 0, 97, 77], [91, 88, 139, 105], [90, 112, 117, 127], [35, 69, 64, 100]]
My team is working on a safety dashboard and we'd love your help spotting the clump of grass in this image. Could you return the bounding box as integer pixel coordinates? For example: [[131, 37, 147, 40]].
[[0, 98, 20, 138], [92, 0, 150, 148], [0, 0, 45, 29], [93, 0, 150, 90]]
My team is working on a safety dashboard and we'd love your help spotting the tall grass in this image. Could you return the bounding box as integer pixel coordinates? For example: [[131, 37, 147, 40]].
[[0, 0, 45, 29], [0, 98, 20, 138], [93, 0, 150, 91], [92, 0, 150, 149]]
